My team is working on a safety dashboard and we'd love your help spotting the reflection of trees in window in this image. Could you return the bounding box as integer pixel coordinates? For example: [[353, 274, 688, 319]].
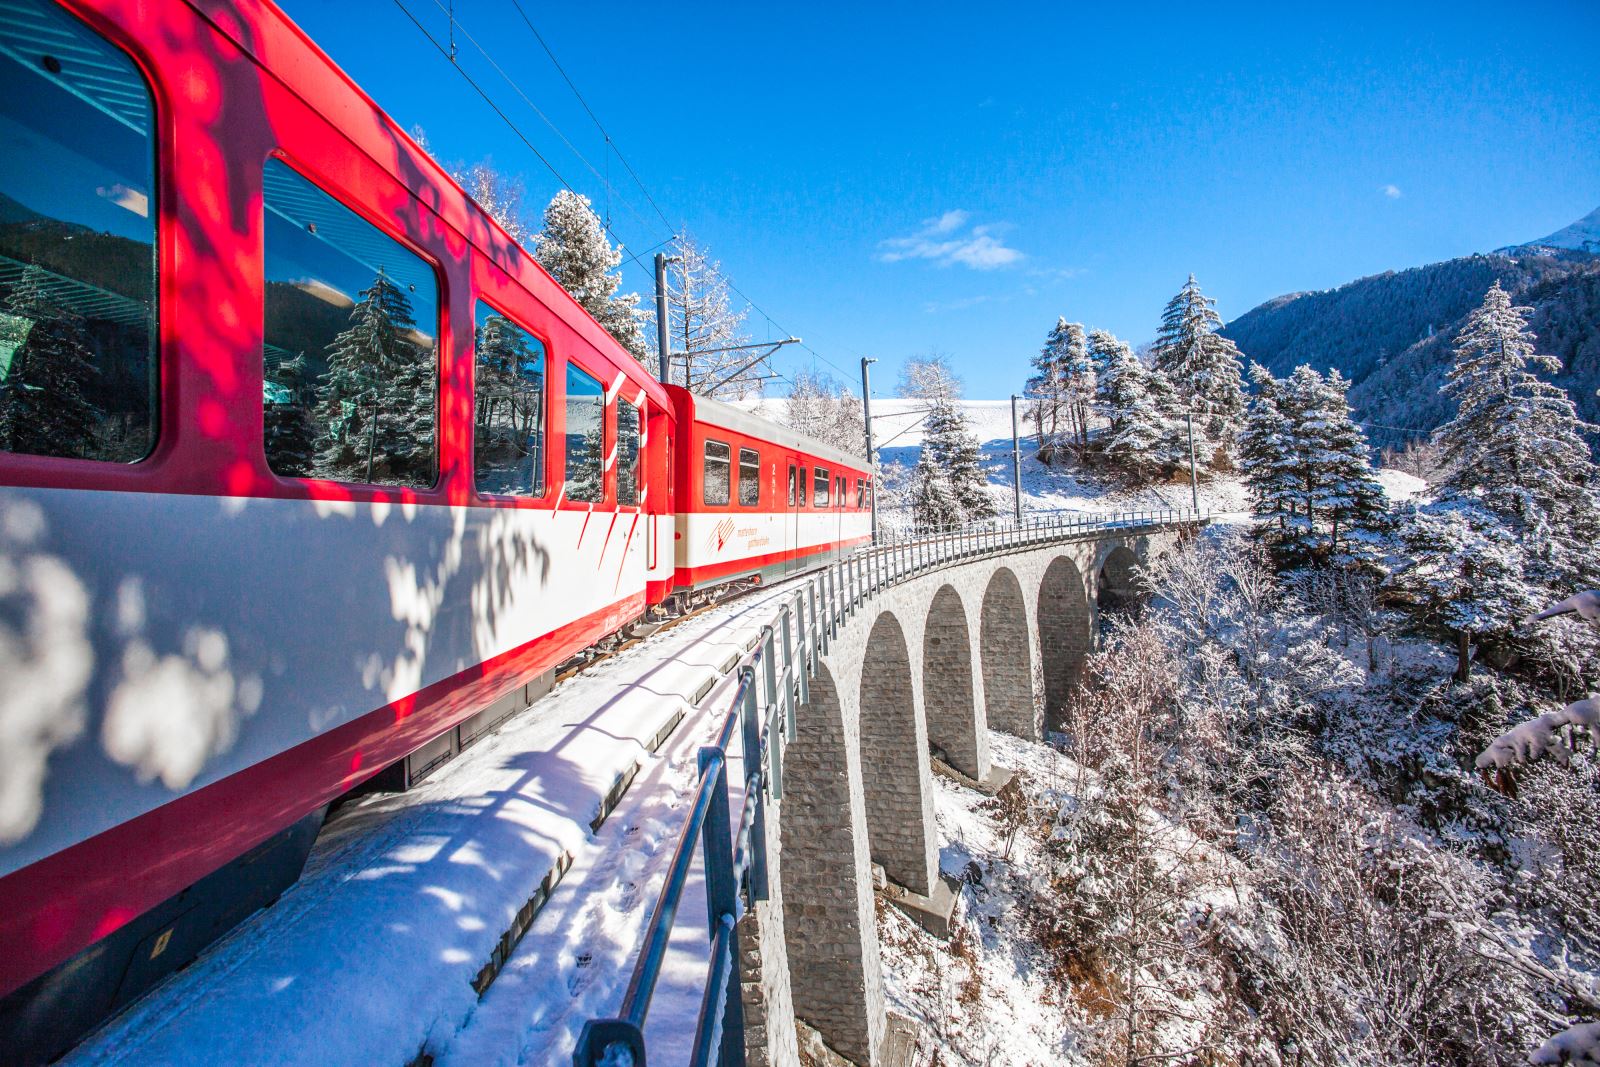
[[704, 440, 731, 506], [262, 353, 315, 476], [474, 310, 544, 496], [739, 447, 760, 506], [617, 398, 640, 506], [305, 270, 436, 487], [565, 363, 604, 503], [0, 264, 101, 458]]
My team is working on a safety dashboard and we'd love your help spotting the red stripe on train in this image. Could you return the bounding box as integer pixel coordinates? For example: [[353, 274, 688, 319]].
[[0, 591, 643, 999]]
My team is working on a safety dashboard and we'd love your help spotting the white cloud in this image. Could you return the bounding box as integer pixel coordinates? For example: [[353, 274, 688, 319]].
[[1382, 184, 1403, 199], [878, 212, 1024, 270]]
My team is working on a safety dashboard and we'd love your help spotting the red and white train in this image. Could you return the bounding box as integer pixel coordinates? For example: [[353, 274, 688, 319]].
[[0, 0, 870, 1056]]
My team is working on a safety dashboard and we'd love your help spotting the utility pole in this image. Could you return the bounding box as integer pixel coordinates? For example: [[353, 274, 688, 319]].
[[653, 252, 673, 384], [1010, 393, 1024, 525], [861, 357, 878, 543], [1186, 409, 1200, 513]]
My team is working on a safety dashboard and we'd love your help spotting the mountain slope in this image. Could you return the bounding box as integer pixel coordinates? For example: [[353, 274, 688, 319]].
[[1220, 211, 1600, 449]]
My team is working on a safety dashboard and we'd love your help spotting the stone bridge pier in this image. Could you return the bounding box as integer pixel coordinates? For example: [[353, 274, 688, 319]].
[[740, 528, 1177, 1066]]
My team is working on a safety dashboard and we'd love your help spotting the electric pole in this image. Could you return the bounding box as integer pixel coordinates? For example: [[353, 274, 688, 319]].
[[1186, 409, 1200, 513], [653, 252, 672, 384], [861, 357, 878, 543], [1010, 393, 1024, 525]]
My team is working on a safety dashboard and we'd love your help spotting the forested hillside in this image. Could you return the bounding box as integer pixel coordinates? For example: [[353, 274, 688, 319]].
[[1220, 246, 1600, 449]]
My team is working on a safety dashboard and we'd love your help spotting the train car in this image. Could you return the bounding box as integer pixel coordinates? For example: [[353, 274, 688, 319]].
[[0, 0, 677, 1056], [669, 385, 873, 590]]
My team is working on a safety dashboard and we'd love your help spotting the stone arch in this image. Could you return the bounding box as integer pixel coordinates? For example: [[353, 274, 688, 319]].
[[780, 661, 885, 1065], [1098, 544, 1142, 614], [857, 611, 937, 896], [923, 584, 987, 781], [1037, 555, 1092, 736], [980, 566, 1037, 740]]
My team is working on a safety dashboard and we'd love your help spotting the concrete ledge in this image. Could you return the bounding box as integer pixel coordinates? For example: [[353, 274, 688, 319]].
[[930, 756, 1015, 798], [880, 872, 962, 940]]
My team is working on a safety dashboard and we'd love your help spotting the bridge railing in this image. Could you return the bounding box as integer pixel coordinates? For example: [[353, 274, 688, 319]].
[[572, 506, 1204, 1066]]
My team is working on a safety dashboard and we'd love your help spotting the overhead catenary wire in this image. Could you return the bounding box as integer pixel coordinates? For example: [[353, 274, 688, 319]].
[[391, 0, 861, 391]]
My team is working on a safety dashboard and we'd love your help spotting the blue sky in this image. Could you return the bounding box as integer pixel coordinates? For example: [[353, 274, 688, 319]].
[[280, 0, 1600, 399]]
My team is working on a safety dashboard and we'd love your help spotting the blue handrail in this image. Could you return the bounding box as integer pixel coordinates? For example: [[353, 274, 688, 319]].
[[571, 508, 1205, 1066]]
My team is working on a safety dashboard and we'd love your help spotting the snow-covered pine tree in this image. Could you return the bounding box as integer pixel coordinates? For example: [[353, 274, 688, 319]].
[[534, 189, 648, 364], [1312, 369, 1389, 564], [458, 160, 532, 246], [1385, 501, 1533, 681], [1094, 334, 1171, 482], [1026, 318, 1092, 463], [657, 235, 760, 398], [1241, 362, 1298, 551], [313, 269, 430, 483], [1151, 274, 1247, 462], [901, 354, 994, 524], [909, 458, 961, 530], [1437, 281, 1600, 582], [263, 353, 317, 477], [0, 264, 102, 459], [1025, 318, 1069, 463]]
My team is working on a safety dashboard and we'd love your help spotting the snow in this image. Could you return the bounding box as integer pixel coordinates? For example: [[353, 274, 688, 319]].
[[1375, 467, 1427, 503], [1499, 204, 1600, 256], [65, 583, 799, 1066]]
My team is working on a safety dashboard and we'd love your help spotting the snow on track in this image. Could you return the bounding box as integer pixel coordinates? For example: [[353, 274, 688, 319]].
[[66, 585, 790, 1067]]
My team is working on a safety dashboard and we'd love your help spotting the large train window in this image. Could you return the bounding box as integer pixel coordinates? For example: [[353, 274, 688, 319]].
[[738, 447, 760, 507], [564, 362, 604, 503], [797, 466, 806, 507], [856, 478, 865, 509], [787, 465, 796, 506], [703, 439, 730, 506], [0, 0, 158, 463], [813, 466, 830, 507], [262, 159, 438, 487], [473, 302, 545, 496], [617, 397, 640, 506]]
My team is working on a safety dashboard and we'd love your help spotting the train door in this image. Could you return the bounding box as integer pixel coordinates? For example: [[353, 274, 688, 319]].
[[785, 456, 802, 575]]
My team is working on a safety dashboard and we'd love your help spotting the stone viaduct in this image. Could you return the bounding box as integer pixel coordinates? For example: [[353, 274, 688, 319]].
[[736, 525, 1184, 1067]]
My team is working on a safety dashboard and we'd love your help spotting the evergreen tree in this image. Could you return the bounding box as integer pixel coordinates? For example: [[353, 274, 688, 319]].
[[1094, 334, 1172, 481], [0, 264, 102, 458], [1244, 365, 1388, 569], [314, 270, 433, 484], [1152, 274, 1247, 460], [263, 354, 317, 476], [1436, 282, 1599, 577], [909, 457, 961, 530], [534, 190, 648, 364], [921, 396, 996, 522], [1026, 318, 1092, 462]]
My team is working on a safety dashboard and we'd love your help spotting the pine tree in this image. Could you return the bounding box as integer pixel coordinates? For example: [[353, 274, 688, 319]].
[[263, 353, 317, 476], [1095, 334, 1172, 482], [909, 458, 961, 530], [1151, 274, 1247, 461], [1312, 369, 1389, 564], [1437, 282, 1599, 577], [1240, 362, 1297, 548], [314, 270, 433, 484], [1026, 318, 1091, 463], [534, 189, 648, 364], [901, 355, 994, 524], [0, 264, 102, 458]]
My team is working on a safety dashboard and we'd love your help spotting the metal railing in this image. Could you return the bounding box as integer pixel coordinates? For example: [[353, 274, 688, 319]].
[[571, 506, 1205, 1066]]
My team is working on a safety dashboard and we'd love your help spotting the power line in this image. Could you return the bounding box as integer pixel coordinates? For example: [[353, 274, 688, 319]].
[[504, 0, 675, 234]]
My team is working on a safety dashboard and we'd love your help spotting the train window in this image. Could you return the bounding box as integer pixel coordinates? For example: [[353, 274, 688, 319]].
[[0, 0, 158, 463], [473, 303, 545, 496], [617, 397, 641, 506], [738, 447, 760, 507], [813, 466, 830, 507], [262, 159, 438, 486], [564, 362, 604, 502], [703, 439, 730, 506], [787, 465, 796, 506], [798, 467, 806, 507], [856, 478, 865, 509], [836, 475, 845, 505]]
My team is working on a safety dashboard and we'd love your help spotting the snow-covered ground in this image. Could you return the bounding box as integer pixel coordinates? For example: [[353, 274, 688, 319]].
[[67, 584, 800, 1067]]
